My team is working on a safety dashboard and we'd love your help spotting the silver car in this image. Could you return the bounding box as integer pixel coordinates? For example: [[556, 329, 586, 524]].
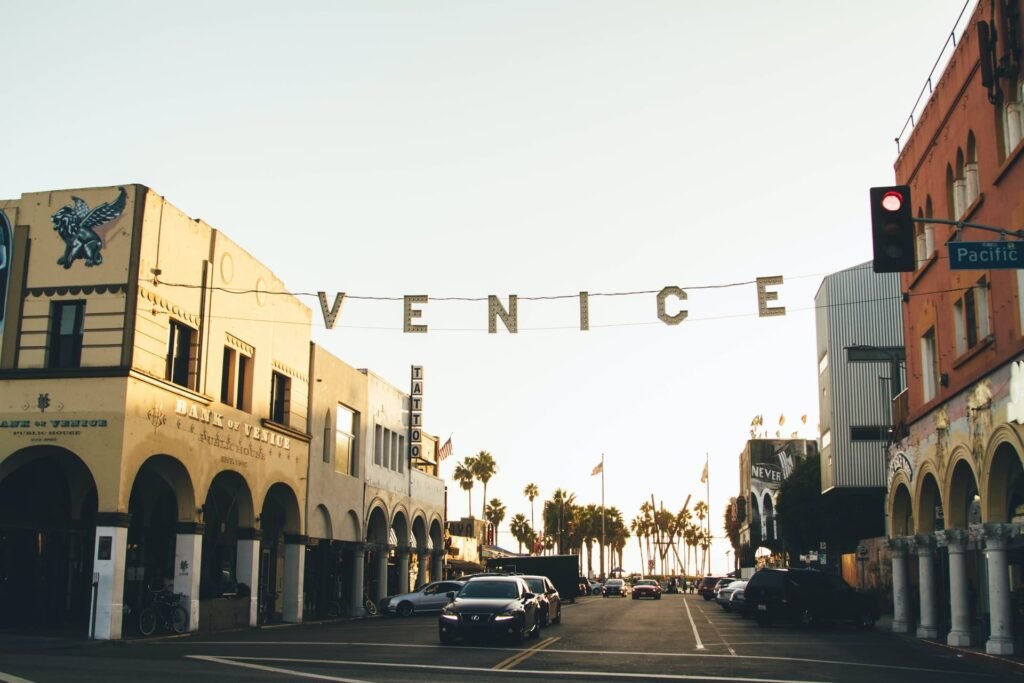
[[716, 580, 747, 612], [384, 580, 466, 617]]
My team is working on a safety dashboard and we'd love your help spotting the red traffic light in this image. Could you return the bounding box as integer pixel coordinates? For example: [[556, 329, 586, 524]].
[[880, 191, 904, 212]]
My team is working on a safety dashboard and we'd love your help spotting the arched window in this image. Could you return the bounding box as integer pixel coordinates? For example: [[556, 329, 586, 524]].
[[953, 148, 967, 218], [965, 131, 979, 207], [1001, 75, 1024, 157], [945, 164, 956, 220]]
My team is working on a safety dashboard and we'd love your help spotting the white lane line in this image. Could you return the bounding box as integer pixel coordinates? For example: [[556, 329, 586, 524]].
[[0, 672, 37, 683], [178, 641, 986, 676], [684, 597, 704, 650], [189, 654, 827, 683]]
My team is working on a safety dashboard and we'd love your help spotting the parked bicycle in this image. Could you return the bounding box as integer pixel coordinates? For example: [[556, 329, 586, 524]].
[[138, 587, 188, 636], [363, 591, 378, 616]]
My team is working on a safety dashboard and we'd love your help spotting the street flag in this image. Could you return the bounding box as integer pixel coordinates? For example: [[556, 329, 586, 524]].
[[438, 437, 453, 461], [700, 461, 708, 484], [591, 461, 603, 476], [778, 414, 786, 426]]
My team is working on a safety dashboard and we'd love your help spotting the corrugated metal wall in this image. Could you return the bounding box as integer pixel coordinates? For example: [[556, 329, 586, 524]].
[[815, 262, 903, 489]]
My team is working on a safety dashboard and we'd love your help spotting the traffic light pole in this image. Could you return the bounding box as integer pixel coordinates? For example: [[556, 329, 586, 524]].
[[916, 216, 1024, 240]]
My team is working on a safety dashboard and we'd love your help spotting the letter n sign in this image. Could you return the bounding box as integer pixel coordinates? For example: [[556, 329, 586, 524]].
[[410, 366, 424, 461]]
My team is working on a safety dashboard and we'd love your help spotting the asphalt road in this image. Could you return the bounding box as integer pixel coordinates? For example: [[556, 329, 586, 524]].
[[0, 593, 1017, 682]]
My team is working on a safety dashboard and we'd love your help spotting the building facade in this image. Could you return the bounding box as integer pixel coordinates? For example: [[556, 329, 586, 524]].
[[0, 185, 445, 638], [886, 1, 1024, 654]]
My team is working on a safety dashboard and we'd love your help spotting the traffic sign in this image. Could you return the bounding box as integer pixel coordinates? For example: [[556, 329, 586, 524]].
[[948, 241, 1024, 269]]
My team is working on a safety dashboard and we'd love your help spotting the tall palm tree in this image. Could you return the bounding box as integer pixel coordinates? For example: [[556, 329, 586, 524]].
[[676, 507, 693, 576], [484, 498, 506, 546], [471, 451, 497, 520], [543, 489, 576, 554], [631, 515, 646, 577], [523, 483, 539, 531], [509, 513, 531, 554], [608, 512, 629, 575], [453, 460, 475, 518], [694, 500, 708, 574], [580, 504, 599, 577]]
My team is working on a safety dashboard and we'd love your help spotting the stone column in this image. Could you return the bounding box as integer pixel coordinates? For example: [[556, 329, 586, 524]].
[[885, 536, 911, 633], [416, 550, 429, 588], [90, 513, 130, 640], [283, 534, 306, 623], [395, 546, 412, 595], [375, 544, 392, 604], [936, 528, 971, 646], [236, 528, 262, 627], [982, 523, 1019, 655], [432, 549, 445, 582], [913, 534, 938, 638], [174, 523, 204, 633], [348, 543, 366, 617]]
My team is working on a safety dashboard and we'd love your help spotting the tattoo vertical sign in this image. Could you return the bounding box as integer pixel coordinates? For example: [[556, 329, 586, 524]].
[[410, 366, 424, 464]]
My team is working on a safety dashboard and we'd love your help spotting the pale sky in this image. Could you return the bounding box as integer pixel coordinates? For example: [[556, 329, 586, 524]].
[[2, 1, 975, 575]]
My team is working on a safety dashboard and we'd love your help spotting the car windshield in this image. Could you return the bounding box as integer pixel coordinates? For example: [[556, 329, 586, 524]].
[[606, 579, 623, 586], [636, 580, 657, 586], [459, 581, 519, 599], [524, 578, 545, 593]]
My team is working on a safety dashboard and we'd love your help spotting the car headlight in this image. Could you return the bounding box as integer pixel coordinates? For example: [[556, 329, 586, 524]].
[[494, 611, 517, 621], [440, 607, 458, 620]]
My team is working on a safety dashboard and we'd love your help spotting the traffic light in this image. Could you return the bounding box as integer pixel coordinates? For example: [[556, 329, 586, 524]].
[[870, 185, 915, 273]]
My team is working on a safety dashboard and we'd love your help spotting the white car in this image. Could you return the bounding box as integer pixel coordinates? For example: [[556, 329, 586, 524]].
[[716, 580, 747, 612], [384, 580, 466, 617]]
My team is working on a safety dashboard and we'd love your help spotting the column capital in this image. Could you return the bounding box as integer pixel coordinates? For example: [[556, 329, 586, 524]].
[[395, 545, 414, 556], [884, 536, 913, 558], [935, 528, 969, 552], [417, 548, 431, 558], [431, 549, 447, 559], [982, 522, 1020, 550], [912, 533, 936, 556]]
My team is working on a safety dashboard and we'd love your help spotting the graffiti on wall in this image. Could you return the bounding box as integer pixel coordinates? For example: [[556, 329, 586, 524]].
[[0, 209, 9, 356], [51, 187, 127, 269]]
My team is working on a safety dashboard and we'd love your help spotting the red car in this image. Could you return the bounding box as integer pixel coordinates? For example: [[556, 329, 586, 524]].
[[631, 579, 662, 600]]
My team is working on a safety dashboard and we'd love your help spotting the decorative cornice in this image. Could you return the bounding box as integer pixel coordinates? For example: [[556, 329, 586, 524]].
[[271, 360, 308, 385], [982, 522, 1020, 549], [25, 283, 127, 298], [138, 287, 200, 327], [935, 528, 969, 552], [225, 333, 254, 357]]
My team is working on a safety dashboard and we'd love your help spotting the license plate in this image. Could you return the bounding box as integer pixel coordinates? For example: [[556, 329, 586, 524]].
[[758, 604, 767, 611]]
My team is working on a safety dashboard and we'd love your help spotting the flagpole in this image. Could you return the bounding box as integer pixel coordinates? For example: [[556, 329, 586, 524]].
[[705, 453, 710, 574], [601, 453, 606, 579]]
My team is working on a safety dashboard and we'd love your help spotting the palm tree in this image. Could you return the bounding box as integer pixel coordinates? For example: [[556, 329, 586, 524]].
[[608, 513, 629, 576], [631, 515, 646, 577], [484, 498, 506, 546], [471, 451, 497, 520], [603, 506, 624, 578], [543, 489, 576, 554], [579, 504, 599, 577], [509, 513, 531, 554], [694, 500, 708, 574], [676, 506, 693, 576], [524, 483, 539, 531], [453, 460, 475, 518]]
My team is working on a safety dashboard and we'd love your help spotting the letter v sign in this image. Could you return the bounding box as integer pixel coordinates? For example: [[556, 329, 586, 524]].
[[318, 292, 347, 329]]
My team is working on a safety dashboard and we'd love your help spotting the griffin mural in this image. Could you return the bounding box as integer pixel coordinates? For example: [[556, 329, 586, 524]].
[[51, 187, 127, 268]]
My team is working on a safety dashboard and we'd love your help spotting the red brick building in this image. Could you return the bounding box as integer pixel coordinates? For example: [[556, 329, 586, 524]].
[[887, 0, 1024, 654]]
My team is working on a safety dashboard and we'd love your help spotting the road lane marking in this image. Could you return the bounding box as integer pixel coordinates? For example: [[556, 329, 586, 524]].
[[180, 642, 986, 675], [188, 654, 837, 682], [0, 672, 37, 683], [493, 636, 559, 670], [684, 597, 704, 650]]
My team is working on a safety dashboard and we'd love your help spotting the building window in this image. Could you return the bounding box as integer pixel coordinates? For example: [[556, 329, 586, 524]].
[[821, 429, 831, 450], [375, 425, 384, 466], [965, 132, 979, 207], [954, 278, 990, 355], [48, 300, 85, 369], [921, 327, 939, 403], [335, 404, 358, 476], [398, 434, 406, 473], [323, 411, 331, 463], [270, 371, 290, 425], [850, 426, 887, 441], [1001, 77, 1024, 158], [167, 320, 196, 389], [220, 346, 252, 410]]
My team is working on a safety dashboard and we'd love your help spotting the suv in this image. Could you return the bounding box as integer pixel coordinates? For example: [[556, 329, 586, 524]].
[[744, 568, 878, 629], [697, 576, 726, 601]]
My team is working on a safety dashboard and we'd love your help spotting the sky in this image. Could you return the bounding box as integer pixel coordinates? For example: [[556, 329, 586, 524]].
[[2, 1, 976, 575]]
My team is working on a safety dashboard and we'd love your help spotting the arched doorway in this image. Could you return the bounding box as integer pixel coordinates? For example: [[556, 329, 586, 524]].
[[257, 482, 301, 624], [200, 471, 254, 610], [0, 447, 97, 628], [891, 483, 914, 536], [366, 505, 389, 603]]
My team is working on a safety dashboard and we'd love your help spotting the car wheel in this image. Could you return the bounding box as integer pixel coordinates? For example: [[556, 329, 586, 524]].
[[552, 605, 562, 625], [397, 601, 414, 618]]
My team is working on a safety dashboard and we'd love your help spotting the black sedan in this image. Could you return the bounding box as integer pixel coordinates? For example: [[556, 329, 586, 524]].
[[439, 576, 541, 644], [521, 575, 562, 627]]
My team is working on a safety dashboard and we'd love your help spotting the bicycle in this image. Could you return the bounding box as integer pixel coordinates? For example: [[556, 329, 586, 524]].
[[363, 592, 378, 616], [138, 587, 188, 636]]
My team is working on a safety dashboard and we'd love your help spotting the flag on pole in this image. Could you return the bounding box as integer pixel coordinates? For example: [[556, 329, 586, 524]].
[[438, 437, 453, 461], [591, 461, 603, 476], [700, 461, 708, 484]]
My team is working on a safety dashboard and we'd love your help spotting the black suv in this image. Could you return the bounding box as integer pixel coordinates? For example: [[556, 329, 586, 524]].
[[745, 568, 878, 629]]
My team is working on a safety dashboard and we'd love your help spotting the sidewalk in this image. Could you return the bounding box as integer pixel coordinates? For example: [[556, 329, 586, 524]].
[[876, 615, 1024, 677]]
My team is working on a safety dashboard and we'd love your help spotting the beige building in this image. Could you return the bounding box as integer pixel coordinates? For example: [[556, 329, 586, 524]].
[[0, 185, 445, 638]]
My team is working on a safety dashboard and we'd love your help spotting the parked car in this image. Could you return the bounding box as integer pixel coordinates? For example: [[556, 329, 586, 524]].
[[588, 578, 604, 595], [521, 574, 562, 627], [715, 580, 746, 611], [744, 568, 879, 629], [603, 578, 629, 597], [697, 576, 727, 601], [438, 576, 541, 644], [383, 580, 466, 617], [631, 579, 662, 600], [729, 583, 749, 616]]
